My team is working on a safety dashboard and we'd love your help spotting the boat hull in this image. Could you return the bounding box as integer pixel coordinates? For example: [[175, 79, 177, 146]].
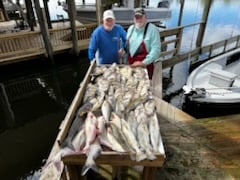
[[183, 48, 240, 106]]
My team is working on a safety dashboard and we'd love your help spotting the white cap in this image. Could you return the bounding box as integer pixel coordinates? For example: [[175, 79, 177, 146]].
[[103, 10, 115, 20]]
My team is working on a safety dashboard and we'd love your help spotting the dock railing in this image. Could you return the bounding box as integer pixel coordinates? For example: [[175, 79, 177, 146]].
[[1, 22, 240, 67], [0, 23, 98, 64]]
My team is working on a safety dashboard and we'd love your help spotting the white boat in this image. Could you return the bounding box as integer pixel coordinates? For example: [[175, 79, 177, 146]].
[[183, 48, 240, 106], [62, 3, 171, 28]]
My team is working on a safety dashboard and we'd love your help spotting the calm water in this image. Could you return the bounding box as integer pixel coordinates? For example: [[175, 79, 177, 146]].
[[1, 0, 240, 179]]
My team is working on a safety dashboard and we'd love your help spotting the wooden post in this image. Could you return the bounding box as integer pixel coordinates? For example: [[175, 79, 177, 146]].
[[24, 0, 36, 31], [96, 0, 102, 25], [43, 0, 52, 29], [196, 0, 212, 47], [152, 61, 162, 99], [142, 167, 157, 180], [0, 0, 9, 20], [33, 0, 54, 62], [67, 0, 79, 56]]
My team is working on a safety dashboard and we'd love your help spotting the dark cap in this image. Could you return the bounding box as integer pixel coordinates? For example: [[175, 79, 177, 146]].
[[134, 8, 145, 16]]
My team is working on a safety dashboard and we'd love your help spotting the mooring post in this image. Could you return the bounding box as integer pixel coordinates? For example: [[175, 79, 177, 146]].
[[67, 0, 79, 56], [33, 0, 54, 63]]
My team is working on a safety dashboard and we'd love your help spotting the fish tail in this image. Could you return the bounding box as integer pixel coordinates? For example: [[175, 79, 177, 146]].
[[82, 144, 90, 153], [81, 158, 99, 176], [135, 151, 147, 162], [148, 153, 157, 160]]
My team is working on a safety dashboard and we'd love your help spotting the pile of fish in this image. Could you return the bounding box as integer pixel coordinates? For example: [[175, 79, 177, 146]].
[[40, 63, 164, 179]]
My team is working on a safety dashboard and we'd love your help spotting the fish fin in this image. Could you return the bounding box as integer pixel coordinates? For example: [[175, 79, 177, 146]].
[[81, 159, 99, 176], [67, 142, 75, 151], [82, 144, 90, 153], [61, 137, 75, 151]]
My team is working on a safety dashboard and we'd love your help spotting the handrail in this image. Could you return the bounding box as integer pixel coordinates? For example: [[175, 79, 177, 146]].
[[0, 23, 98, 64], [0, 21, 240, 67]]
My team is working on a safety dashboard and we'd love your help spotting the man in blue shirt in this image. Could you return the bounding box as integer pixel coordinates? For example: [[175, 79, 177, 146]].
[[88, 10, 127, 64]]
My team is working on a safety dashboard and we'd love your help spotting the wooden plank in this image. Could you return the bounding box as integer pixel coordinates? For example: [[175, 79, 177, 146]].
[[162, 48, 201, 69], [152, 61, 162, 98], [154, 97, 195, 122], [160, 27, 182, 36], [62, 152, 165, 167]]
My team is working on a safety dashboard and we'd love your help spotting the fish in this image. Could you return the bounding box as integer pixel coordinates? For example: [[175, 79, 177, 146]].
[[119, 65, 133, 79], [144, 99, 156, 116], [97, 116, 107, 135], [126, 95, 148, 113], [96, 77, 109, 93], [149, 113, 160, 153], [91, 92, 105, 111], [82, 112, 98, 152], [61, 114, 85, 150], [122, 89, 134, 107], [111, 113, 147, 161], [77, 101, 94, 116], [72, 128, 86, 152], [98, 124, 127, 153], [101, 99, 112, 122], [126, 110, 138, 137], [83, 83, 97, 102], [133, 67, 148, 79], [108, 122, 131, 152], [115, 99, 125, 118], [106, 95, 116, 110], [137, 120, 156, 160], [137, 80, 151, 97], [158, 127, 165, 156], [81, 137, 102, 176]]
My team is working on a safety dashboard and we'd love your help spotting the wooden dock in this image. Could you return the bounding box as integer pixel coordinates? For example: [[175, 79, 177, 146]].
[[60, 100, 240, 179], [40, 92, 240, 179], [157, 109, 240, 179]]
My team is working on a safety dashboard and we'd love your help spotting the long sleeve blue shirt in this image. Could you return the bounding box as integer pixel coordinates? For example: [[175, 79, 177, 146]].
[[88, 24, 127, 64]]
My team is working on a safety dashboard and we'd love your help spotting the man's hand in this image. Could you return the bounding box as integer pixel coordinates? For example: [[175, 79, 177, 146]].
[[118, 48, 124, 59], [131, 61, 146, 67]]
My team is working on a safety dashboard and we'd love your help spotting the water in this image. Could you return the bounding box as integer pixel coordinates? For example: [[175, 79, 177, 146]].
[[1, 0, 240, 179], [0, 53, 90, 179]]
